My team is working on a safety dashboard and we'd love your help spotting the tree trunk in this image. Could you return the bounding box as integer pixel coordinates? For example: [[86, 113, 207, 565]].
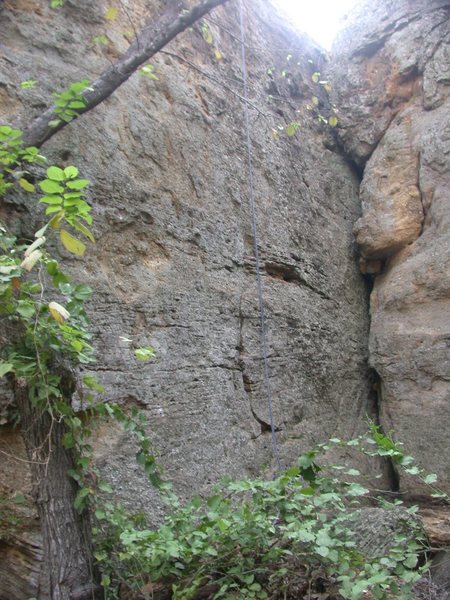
[[14, 378, 97, 600]]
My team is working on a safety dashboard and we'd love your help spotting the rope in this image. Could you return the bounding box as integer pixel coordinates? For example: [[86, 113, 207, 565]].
[[237, 0, 282, 471]]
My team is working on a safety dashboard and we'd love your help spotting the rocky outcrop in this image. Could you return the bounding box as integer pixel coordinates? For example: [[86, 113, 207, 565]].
[[0, 1, 373, 595], [331, 0, 450, 494]]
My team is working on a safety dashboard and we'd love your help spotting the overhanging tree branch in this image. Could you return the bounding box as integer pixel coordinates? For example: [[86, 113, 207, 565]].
[[23, 0, 230, 148]]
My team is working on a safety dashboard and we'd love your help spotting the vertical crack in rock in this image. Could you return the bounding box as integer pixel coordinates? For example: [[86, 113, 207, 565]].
[[370, 368, 400, 494], [331, 0, 450, 496]]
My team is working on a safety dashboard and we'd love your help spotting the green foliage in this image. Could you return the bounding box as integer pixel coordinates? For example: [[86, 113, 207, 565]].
[[197, 20, 222, 61], [200, 21, 213, 44], [134, 346, 156, 361], [267, 59, 338, 138], [139, 64, 159, 80], [20, 80, 38, 90], [366, 422, 448, 500], [0, 125, 45, 196], [0, 121, 163, 558], [93, 35, 109, 47], [0, 128, 96, 402], [285, 121, 301, 137], [308, 70, 338, 127], [93, 432, 439, 600], [50, 80, 92, 127]]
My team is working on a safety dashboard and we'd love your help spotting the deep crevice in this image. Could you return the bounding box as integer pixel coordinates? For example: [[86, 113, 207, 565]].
[[370, 367, 400, 494]]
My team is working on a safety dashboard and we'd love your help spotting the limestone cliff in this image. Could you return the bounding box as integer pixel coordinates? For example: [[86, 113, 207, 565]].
[[1, 0, 449, 596], [331, 0, 450, 496], [0, 1, 371, 596]]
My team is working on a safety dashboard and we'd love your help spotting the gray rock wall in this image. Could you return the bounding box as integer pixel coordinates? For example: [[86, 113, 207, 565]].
[[331, 0, 450, 494], [0, 2, 373, 594]]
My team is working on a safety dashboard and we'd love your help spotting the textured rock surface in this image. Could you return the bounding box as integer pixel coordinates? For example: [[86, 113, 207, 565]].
[[0, 1, 373, 596], [331, 0, 450, 494]]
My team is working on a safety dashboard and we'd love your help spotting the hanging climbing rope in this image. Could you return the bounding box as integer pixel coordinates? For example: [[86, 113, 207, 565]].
[[237, 0, 282, 471]]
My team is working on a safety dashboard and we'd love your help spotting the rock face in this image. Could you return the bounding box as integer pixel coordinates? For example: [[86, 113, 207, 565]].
[[0, 1, 372, 596], [331, 0, 450, 494]]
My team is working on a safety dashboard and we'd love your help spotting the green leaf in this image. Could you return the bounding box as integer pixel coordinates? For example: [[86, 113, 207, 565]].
[[60, 229, 86, 256], [201, 23, 213, 44], [139, 64, 159, 79], [403, 555, 417, 569], [68, 100, 85, 109], [74, 283, 93, 300], [98, 481, 113, 493], [404, 466, 420, 475], [47, 166, 65, 181], [74, 486, 91, 512], [93, 35, 109, 46], [45, 205, 63, 215], [134, 346, 156, 361], [71, 220, 95, 242], [64, 166, 79, 179], [19, 178, 35, 192], [62, 432, 76, 449], [83, 375, 105, 393], [0, 362, 13, 377], [66, 179, 90, 190], [423, 473, 438, 485], [346, 483, 368, 496], [16, 302, 35, 318], [39, 194, 63, 205], [285, 122, 300, 137], [346, 469, 360, 476], [20, 80, 37, 89], [39, 179, 64, 194]]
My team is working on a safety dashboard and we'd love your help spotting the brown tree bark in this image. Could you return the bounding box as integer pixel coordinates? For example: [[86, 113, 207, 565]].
[[14, 378, 97, 599]]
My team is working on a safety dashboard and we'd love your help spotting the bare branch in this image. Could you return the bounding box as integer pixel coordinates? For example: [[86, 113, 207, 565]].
[[23, 0, 230, 148]]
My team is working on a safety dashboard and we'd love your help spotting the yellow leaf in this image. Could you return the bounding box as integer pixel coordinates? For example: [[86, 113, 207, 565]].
[[285, 122, 300, 137], [201, 24, 213, 44], [214, 49, 222, 61], [328, 116, 338, 127], [50, 211, 65, 229], [60, 229, 86, 256], [105, 6, 118, 20], [49, 301, 70, 324], [312, 96, 319, 106], [19, 178, 35, 192], [72, 220, 95, 243]]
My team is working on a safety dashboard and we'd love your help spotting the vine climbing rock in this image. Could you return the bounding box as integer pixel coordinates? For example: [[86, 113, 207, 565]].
[[330, 0, 450, 495]]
